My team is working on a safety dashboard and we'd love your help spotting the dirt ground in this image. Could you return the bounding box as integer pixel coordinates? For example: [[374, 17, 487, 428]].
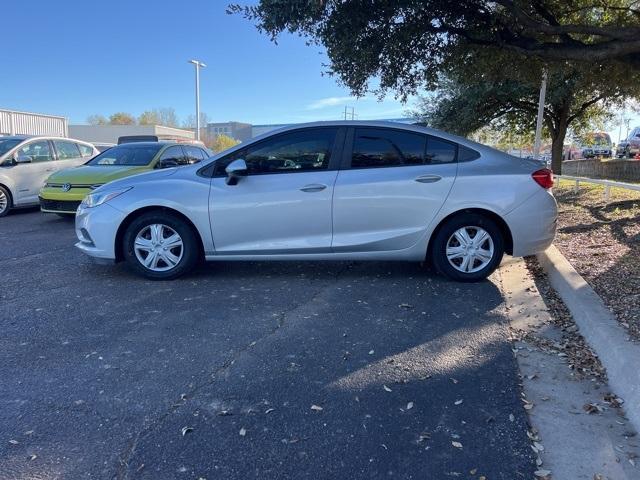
[[552, 178, 640, 340]]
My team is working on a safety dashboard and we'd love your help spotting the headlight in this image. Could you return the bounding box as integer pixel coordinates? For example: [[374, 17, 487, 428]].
[[81, 187, 132, 208]]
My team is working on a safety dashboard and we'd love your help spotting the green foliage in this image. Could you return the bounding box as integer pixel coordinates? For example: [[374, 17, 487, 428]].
[[231, 1, 640, 98], [109, 112, 136, 125], [211, 134, 240, 153], [87, 114, 107, 125], [416, 47, 639, 172], [138, 110, 161, 125]]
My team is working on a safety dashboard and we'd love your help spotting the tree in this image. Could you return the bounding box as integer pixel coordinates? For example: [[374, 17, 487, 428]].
[[231, 1, 640, 98], [138, 110, 161, 125], [87, 114, 107, 125], [211, 134, 240, 153], [415, 49, 638, 173], [156, 108, 179, 127], [182, 112, 209, 129], [109, 112, 136, 125]]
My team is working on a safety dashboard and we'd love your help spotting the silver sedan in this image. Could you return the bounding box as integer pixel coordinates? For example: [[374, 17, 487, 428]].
[[74, 121, 557, 282]]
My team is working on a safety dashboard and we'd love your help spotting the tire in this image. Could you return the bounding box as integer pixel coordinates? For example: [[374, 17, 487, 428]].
[[0, 186, 12, 217], [430, 213, 505, 282], [122, 212, 200, 280]]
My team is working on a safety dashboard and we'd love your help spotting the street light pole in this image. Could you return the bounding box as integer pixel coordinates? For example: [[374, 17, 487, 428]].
[[188, 59, 207, 141], [533, 69, 547, 160]]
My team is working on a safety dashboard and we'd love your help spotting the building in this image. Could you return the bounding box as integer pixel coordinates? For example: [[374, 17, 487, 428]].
[[205, 122, 252, 142], [203, 118, 417, 143], [68, 124, 195, 144], [0, 108, 68, 137]]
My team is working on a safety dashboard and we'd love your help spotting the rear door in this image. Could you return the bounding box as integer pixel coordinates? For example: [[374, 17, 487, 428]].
[[52, 140, 85, 171], [331, 127, 458, 252], [12, 140, 56, 205]]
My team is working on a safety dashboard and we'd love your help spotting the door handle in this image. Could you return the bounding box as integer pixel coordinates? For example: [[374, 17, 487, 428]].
[[299, 184, 327, 192], [415, 175, 442, 183]]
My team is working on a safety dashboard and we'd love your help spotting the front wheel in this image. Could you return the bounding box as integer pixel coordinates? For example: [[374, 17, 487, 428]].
[[0, 186, 11, 217], [431, 213, 504, 282], [122, 212, 200, 280]]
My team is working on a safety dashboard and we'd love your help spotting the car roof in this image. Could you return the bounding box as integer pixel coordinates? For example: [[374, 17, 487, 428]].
[[249, 120, 490, 152]]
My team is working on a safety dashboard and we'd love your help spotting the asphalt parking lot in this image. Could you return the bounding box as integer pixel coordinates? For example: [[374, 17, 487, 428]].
[[1, 209, 535, 480]]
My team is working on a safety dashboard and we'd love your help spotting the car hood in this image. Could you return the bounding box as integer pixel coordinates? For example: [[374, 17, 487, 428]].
[[47, 165, 151, 185], [90, 167, 179, 193]]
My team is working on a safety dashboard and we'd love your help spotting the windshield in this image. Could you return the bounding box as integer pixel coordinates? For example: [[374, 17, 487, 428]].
[[0, 138, 23, 157], [87, 144, 163, 166]]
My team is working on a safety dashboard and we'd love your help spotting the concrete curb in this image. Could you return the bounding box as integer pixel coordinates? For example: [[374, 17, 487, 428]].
[[537, 245, 640, 433]]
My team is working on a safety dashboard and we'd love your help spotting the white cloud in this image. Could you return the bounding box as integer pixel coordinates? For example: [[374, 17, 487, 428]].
[[306, 96, 359, 110]]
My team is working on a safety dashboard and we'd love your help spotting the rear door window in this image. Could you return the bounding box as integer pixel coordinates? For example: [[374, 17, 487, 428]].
[[78, 144, 95, 157], [54, 140, 81, 160], [159, 146, 189, 166], [351, 128, 426, 168], [425, 137, 457, 164]]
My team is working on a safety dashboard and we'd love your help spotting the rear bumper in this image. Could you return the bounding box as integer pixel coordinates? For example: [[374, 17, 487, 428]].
[[505, 188, 557, 257]]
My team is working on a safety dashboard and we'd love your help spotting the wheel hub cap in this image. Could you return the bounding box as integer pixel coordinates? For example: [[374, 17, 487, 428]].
[[446, 226, 495, 274], [134, 224, 184, 272]]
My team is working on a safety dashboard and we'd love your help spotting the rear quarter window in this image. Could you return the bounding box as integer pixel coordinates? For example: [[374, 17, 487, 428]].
[[458, 145, 481, 162]]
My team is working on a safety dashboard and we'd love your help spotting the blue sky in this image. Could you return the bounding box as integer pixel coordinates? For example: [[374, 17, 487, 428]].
[[1, 0, 412, 126]]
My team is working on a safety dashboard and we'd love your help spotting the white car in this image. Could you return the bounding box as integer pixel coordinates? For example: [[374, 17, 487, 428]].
[[75, 121, 557, 282], [0, 136, 99, 217]]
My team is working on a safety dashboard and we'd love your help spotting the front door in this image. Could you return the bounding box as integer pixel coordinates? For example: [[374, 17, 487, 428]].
[[209, 127, 342, 254], [12, 140, 55, 205], [332, 127, 458, 252]]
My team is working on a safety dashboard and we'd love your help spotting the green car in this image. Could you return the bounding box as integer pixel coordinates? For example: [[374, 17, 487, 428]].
[[39, 141, 211, 215]]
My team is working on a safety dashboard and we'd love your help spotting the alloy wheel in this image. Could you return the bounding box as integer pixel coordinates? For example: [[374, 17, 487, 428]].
[[0, 190, 7, 215], [134, 224, 184, 272], [445, 226, 495, 273]]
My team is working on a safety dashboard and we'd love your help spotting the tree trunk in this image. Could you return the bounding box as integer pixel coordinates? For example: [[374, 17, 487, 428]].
[[550, 106, 570, 175]]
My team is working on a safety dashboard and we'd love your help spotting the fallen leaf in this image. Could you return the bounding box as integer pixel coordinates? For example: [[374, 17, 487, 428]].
[[534, 469, 551, 477], [406, 402, 414, 410], [8, 440, 18, 445], [509, 414, 515, 422], [181, 426, 193, 436], [451, 441, 463, 449], [265, 408, 275, 414], [368, 350, 374, 355], [311, 404, 323, 411], [383, 385, 392, 392], [454, 399, 463, 405], [28, 454, 37, 461], [239, 428, 247, 436]]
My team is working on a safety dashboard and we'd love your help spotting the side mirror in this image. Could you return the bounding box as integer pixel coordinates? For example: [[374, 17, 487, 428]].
[[158, 158, 179, 169], [225, 159, 248, 185], [14, 154, 33, 164]]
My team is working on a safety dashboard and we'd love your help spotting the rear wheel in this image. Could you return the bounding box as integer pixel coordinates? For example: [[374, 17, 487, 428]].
[[431, 213, 504, 282], [123, 212, 200, 280], [0, 186, 11, 217]]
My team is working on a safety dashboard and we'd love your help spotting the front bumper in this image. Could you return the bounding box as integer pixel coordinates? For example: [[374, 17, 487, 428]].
[[39, 187, 91, 214], [75, 203, 126, 261], [39, 196, 81, 214]]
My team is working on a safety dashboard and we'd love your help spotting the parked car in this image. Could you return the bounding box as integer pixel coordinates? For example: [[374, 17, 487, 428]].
[[92, 142, 115, 152], [74, 121, 557, 282], [581, 132, 612, 158], [617, 127, 640, 158], [0, 136, 98, 217], [39, 141, 210, 215]]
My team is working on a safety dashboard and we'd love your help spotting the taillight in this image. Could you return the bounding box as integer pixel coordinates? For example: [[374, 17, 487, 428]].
[[532, 168, 554, 189]]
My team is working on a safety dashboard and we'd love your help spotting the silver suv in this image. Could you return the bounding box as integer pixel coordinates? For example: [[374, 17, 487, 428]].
[[0, 136, 98, 217]]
